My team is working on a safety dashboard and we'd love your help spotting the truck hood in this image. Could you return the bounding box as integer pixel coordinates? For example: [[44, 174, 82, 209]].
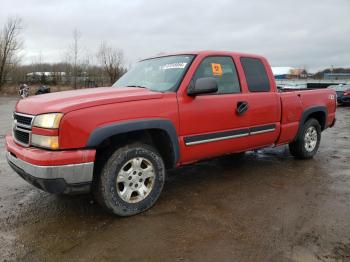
[[16, 87, 164, 115]]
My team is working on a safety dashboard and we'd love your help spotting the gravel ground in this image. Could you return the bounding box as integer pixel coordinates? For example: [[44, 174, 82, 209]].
[[0, 96, 349, 262]]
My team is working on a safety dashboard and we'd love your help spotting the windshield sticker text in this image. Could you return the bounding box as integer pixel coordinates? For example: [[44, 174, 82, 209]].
[[160, 63, 187, 70]]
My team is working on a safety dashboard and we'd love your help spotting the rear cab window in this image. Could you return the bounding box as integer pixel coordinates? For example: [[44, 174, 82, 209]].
[[192, 56, 241, 94], [240, 57, 270, 92]]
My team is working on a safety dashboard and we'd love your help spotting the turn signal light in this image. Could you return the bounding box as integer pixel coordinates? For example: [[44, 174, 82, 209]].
[[31, 134, 59, 150]]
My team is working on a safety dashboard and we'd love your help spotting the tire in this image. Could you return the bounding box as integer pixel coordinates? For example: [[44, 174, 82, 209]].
[[95, 143, 165, 216], [289, 118, 321, 159]]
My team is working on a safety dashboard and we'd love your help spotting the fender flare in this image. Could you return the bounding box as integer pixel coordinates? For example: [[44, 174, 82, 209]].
[[86, 118, 180, 165], [295, 106, 327, 140]]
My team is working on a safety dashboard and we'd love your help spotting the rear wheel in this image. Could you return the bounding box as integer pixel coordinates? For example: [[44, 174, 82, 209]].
[[289, 118, 321, 159], [95, 143, 165, 216]]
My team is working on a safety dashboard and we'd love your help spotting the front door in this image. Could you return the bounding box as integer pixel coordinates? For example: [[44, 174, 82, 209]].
[[178, 56, 251, 163]]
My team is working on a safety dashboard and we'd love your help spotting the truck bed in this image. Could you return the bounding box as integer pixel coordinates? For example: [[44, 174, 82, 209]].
[[276, 88, 336, 145]]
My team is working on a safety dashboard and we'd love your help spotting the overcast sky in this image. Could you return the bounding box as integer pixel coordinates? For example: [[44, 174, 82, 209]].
[[1, 0, 349, 71]]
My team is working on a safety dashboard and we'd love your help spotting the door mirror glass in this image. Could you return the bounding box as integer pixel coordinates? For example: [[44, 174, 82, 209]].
[[187, 77, 218, 96]]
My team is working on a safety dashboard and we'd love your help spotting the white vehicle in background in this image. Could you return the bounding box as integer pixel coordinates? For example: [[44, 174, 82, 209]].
[[277, 83, 307, 91]]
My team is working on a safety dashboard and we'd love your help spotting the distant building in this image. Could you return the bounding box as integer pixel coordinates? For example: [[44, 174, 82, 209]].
[[290, 68, 308, 79], [26, 72, 66, 77], [271, 67, 307, 79], [26, 72, 67, 83], [271, 67, 293, 79], [324, 73, 350, 80]]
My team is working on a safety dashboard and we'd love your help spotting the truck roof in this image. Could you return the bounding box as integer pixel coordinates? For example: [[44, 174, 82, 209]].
[[143, 50, 266, 61]]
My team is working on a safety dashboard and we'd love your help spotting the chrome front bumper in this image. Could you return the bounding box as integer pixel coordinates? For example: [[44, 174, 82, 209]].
[[6, 152, 94, 194]]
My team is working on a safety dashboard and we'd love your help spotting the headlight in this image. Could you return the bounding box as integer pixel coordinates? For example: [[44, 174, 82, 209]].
[[31, 134, 59, 150], [33, 113, 63, 129]]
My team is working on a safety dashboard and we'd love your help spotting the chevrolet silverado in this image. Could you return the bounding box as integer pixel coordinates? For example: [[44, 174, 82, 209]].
[[6, 51, 336, 216]]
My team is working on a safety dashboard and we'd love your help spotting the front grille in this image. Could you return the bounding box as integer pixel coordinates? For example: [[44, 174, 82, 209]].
[[14, 113, 33, 127], [14, 128, 30, 145], [13, 113, 34, 146]]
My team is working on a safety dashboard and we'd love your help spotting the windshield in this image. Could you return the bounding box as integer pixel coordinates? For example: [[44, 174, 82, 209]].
[[113, 55, 194, 92], [331, 85, 350, 91]]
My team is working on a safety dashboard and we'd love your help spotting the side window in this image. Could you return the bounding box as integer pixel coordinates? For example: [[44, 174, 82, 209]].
[[240, 57, 270, 92], [193, 56, 241, 94]]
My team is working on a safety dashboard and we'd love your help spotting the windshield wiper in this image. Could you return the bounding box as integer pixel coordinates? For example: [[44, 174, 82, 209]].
[[126, 85, 148, 89]]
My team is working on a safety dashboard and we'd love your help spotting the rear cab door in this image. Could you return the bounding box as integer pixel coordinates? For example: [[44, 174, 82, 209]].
[[237, 55, 281, 148]]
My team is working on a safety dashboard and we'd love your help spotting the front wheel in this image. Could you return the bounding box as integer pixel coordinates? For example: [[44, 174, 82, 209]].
[[95, 143, 165, 216], [289, 118, 321, 159]]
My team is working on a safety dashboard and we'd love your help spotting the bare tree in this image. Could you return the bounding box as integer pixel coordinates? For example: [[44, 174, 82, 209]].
[[65, 29, 81, 89], [0, 17, 23, 90], [97, 41, 125, 85]]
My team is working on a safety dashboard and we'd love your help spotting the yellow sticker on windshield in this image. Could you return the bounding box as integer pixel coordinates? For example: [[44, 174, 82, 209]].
[[211, 63, 222, 76]]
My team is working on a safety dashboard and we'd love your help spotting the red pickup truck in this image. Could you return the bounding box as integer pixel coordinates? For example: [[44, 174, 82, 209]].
[[6, 51, 336, 216]]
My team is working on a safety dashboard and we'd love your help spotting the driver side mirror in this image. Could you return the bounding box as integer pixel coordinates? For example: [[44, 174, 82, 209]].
[[187, 77, 218, 96]]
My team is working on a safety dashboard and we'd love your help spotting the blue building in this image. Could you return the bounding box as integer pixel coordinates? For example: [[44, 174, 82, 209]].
[[324, 73, 350, 80]]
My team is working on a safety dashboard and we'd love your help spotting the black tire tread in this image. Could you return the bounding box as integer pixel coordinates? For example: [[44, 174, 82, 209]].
[[289, 118, 321, 159], [94, 143, 165, 216]]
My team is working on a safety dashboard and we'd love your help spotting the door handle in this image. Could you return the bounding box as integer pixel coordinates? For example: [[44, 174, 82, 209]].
[[236, 101, 249, 115]]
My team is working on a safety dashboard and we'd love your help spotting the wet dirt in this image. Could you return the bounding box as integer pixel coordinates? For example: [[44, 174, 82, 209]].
[[0, 96, 350, 261]]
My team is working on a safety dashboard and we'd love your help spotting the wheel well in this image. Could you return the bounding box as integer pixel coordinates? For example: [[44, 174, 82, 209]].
[[305, 111, 326, 130], [94, 129, 176, 169]]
